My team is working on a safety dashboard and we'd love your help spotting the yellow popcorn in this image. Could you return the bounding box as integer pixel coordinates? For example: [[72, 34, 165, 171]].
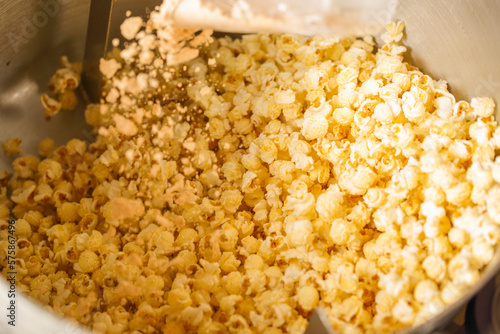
[[297, 285, 319, 311], [40, 59, 81, 118], [167, 289, 192, 309], [440, 282, 464, 304], [14, 219, 32, 238], [222, 271, 243, 296], [392, 299, 414, 324], [4, 9, 500, 334], [363, 188, 387, 209], [220, 189, 243, 213], [37, 159, 62, 184], [57, 202, 79, 223], [257, 137, 279, 164], [339, 165, 377, 196], [332, 107, 355, 126], [375, 290, 395, 315], [471, 239, 494, 266], [219, 252, 241, 273], [336, 67, 358, 87], [414, 279, 439, 304], [285, 219, 314, 247], [422, 255, 447, 282]]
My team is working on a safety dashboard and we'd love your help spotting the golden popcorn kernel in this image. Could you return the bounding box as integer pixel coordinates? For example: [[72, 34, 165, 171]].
[[59, 89, 78, 110], [220, 189, 243, 213], [15, 218, 32, 238], [222, 271, 243, 296], [297, 286, 319, 311], [2, 137, 22, 156], [101, 197, 145, 222], [219, 252, 241, 273], [57, 202, 80, 223], [471, 97, 495, 118]]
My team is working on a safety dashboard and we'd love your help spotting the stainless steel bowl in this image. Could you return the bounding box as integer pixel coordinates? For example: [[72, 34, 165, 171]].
[[1, 0, 499, 333]]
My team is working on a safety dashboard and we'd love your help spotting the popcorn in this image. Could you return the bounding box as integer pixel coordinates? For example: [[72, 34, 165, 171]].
[[167, 289, 192, 309], [40, 93, 62, 117], [120, 16, 143, 41], [422, 255, 447, 282], [2, 137, 22, 156], [40, 58, 81, 117], [285, 219, 313, 247], [471, 97, 495, 118], [4, 7, 500, 333], [364, 188, 387, 209], [374, 102, 395, 124], [414, 279, 439, 304], [316, 187, 344, 220], [339, 165, 377, 196], [392, 299, 414, 324], [297, 285, 319, 311], [301, 114, 329, 140], [220, 189, 243, 213]]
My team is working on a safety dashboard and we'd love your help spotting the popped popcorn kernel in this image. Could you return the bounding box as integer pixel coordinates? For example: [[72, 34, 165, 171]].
[[41, 57, 81, 117], [471, 97, 495, 118], [75, 250, 100, 273], [297, 285, 319, 311], [120, 16, 143, 40]]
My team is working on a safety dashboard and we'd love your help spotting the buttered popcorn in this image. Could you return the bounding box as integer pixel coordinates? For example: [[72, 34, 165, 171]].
[[1, 2, 500, 333]]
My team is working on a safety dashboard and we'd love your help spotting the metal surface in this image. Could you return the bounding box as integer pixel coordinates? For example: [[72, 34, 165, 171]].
[[0, 0, 500, 333], [81, 0, 115, 103], [305, 309, 337, 334]]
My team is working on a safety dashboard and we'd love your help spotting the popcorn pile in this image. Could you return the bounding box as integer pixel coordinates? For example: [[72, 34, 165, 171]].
[[40, 56, 81, 118], [2, 5, 500, 334]]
